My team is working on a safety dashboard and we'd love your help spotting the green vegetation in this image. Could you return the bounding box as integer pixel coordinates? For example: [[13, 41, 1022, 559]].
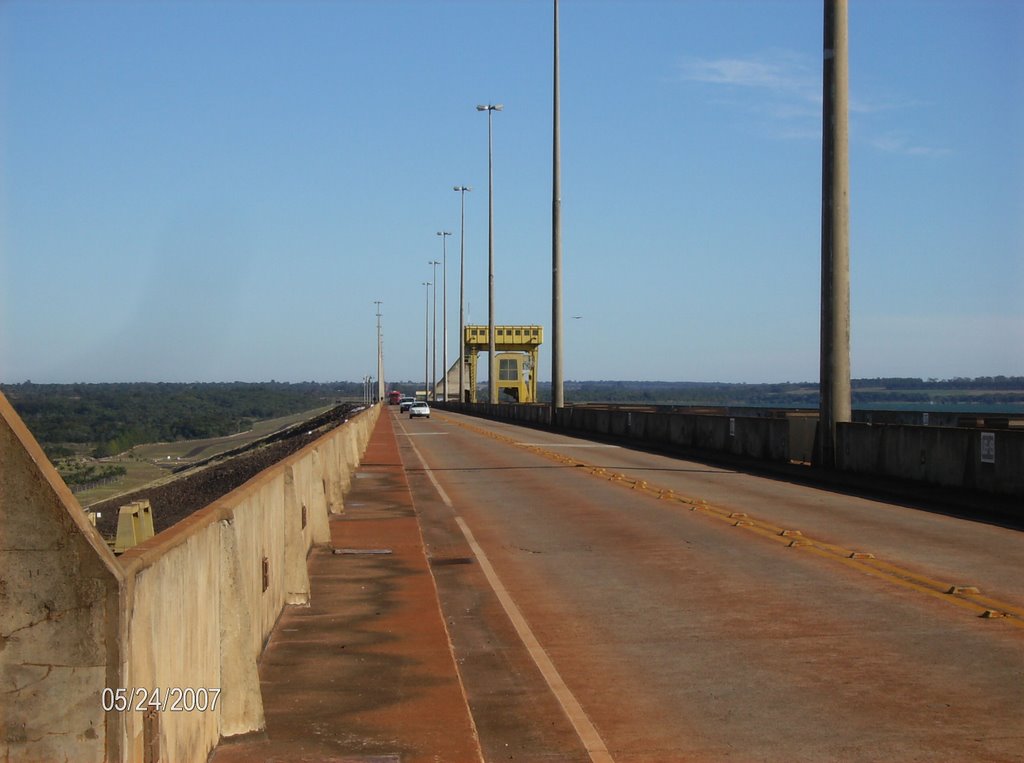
[[1, 381, 358, 456], [55, 459, 127, 487], [4, 378, 1021, 460], [538, 377, 1024, 409]]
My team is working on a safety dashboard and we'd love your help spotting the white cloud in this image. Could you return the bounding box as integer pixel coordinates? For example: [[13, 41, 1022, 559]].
[[869, 131, 951, 157], [677, 52, 948, 155], [676, 50, 823, 142], [679, 50, 818, 99]]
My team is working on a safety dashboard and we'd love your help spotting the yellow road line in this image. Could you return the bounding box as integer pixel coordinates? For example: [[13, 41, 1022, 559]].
[[437, 413, 1024, 629]]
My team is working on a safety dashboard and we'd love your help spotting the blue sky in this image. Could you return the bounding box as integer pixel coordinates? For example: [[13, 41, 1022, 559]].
[[1, 0, 1021, 384]]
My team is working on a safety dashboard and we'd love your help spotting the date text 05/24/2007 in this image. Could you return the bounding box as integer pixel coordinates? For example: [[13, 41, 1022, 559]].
[[101, 687, 221, 713]]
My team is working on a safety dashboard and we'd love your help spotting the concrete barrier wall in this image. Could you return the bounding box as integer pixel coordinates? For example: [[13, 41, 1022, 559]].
[[444, 404, 790, 463], [440, 402, 1022, 498], [838, 422, 1024, 496], [0, 395, 380, 763], [117, 403, 379, 763], [1, 393, 125, 763]]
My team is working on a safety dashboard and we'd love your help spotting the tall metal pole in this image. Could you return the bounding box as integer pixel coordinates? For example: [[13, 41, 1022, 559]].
[[374, 300, 383, 404], [477, 103, 502, 403], [551, 0, 564, 411], [437, 231, 452, 402], [429, 260, 440, 402], [818, 0, 851, 468], [487, 107, 495, 405], [423, 282, 431, 401], [454, 186, 472, 403]]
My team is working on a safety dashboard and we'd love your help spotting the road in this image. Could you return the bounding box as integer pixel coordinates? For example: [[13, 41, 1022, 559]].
[[392, 407, 1023, 763]]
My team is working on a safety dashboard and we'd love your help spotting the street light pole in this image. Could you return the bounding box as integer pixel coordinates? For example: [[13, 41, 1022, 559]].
[[477, 103, 502, 403], [422, 282, 431, 402], [437, 231, 452, 402], [453, 186, 472, 404], [551, 0, 564, 411], [818, 0, 851, 469], [374, 300, 383, 404], [429, 260, 440, 402]]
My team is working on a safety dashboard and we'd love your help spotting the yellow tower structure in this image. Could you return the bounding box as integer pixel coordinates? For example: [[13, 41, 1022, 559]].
[[463, 325, 543, 403]]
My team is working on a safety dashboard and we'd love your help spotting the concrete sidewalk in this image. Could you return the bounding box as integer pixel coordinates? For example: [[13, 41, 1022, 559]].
[[211, 410, 482, 763]]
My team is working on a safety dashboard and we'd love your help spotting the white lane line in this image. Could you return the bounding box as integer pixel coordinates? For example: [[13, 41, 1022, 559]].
[[403, 432, 451, 436], [404, 435, 615, 763]]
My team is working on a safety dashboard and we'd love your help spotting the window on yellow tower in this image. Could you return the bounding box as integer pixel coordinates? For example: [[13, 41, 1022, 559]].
[[499, 358, 518, 381]]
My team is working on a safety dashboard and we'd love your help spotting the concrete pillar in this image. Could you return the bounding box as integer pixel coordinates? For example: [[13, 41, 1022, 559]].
[[217, 516, 266, 738], [309, 447, 334, 540], [818, 0, 852, 468], [324, 440, 346, 517], [283, 466, 311, 606]]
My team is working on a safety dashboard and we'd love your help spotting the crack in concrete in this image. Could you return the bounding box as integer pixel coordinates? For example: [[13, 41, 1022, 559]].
[[1, 601, 95, 642], [2, 664, 53, 694]]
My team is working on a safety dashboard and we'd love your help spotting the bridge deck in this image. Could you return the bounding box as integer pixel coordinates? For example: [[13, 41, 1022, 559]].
[[214, 405, 1023, 762], [210, 410, 481, 763]]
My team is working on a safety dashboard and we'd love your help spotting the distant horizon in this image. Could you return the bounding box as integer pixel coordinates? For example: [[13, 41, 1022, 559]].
[[4, 375, 1022, 387]]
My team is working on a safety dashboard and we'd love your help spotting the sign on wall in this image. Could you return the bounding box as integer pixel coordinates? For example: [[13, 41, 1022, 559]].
[[980, 432, 996, 464]]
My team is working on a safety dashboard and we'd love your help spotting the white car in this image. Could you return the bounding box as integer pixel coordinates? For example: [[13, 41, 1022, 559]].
[[409, 402, 431, 419], [399, 397, 416, 412]]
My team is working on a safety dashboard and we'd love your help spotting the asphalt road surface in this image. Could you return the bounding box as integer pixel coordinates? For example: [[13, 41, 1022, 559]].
[[393, 407, 1023, 763]]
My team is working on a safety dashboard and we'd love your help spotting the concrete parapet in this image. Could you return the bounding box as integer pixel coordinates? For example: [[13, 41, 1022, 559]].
[[117, 402, 380, 762], [438, 401, 1022, 499], [730, 416, 788, 461], [0, 396, 381, 763], [838, 422, 1024, 497], [442, 403, 788, 465], [1, 392, 125, 763]]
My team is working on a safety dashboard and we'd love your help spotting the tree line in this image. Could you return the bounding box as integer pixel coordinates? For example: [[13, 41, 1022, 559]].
[[4, 377, 1020, 458], [850, 376, 1024, 390], [1, 381, 358, 457]]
